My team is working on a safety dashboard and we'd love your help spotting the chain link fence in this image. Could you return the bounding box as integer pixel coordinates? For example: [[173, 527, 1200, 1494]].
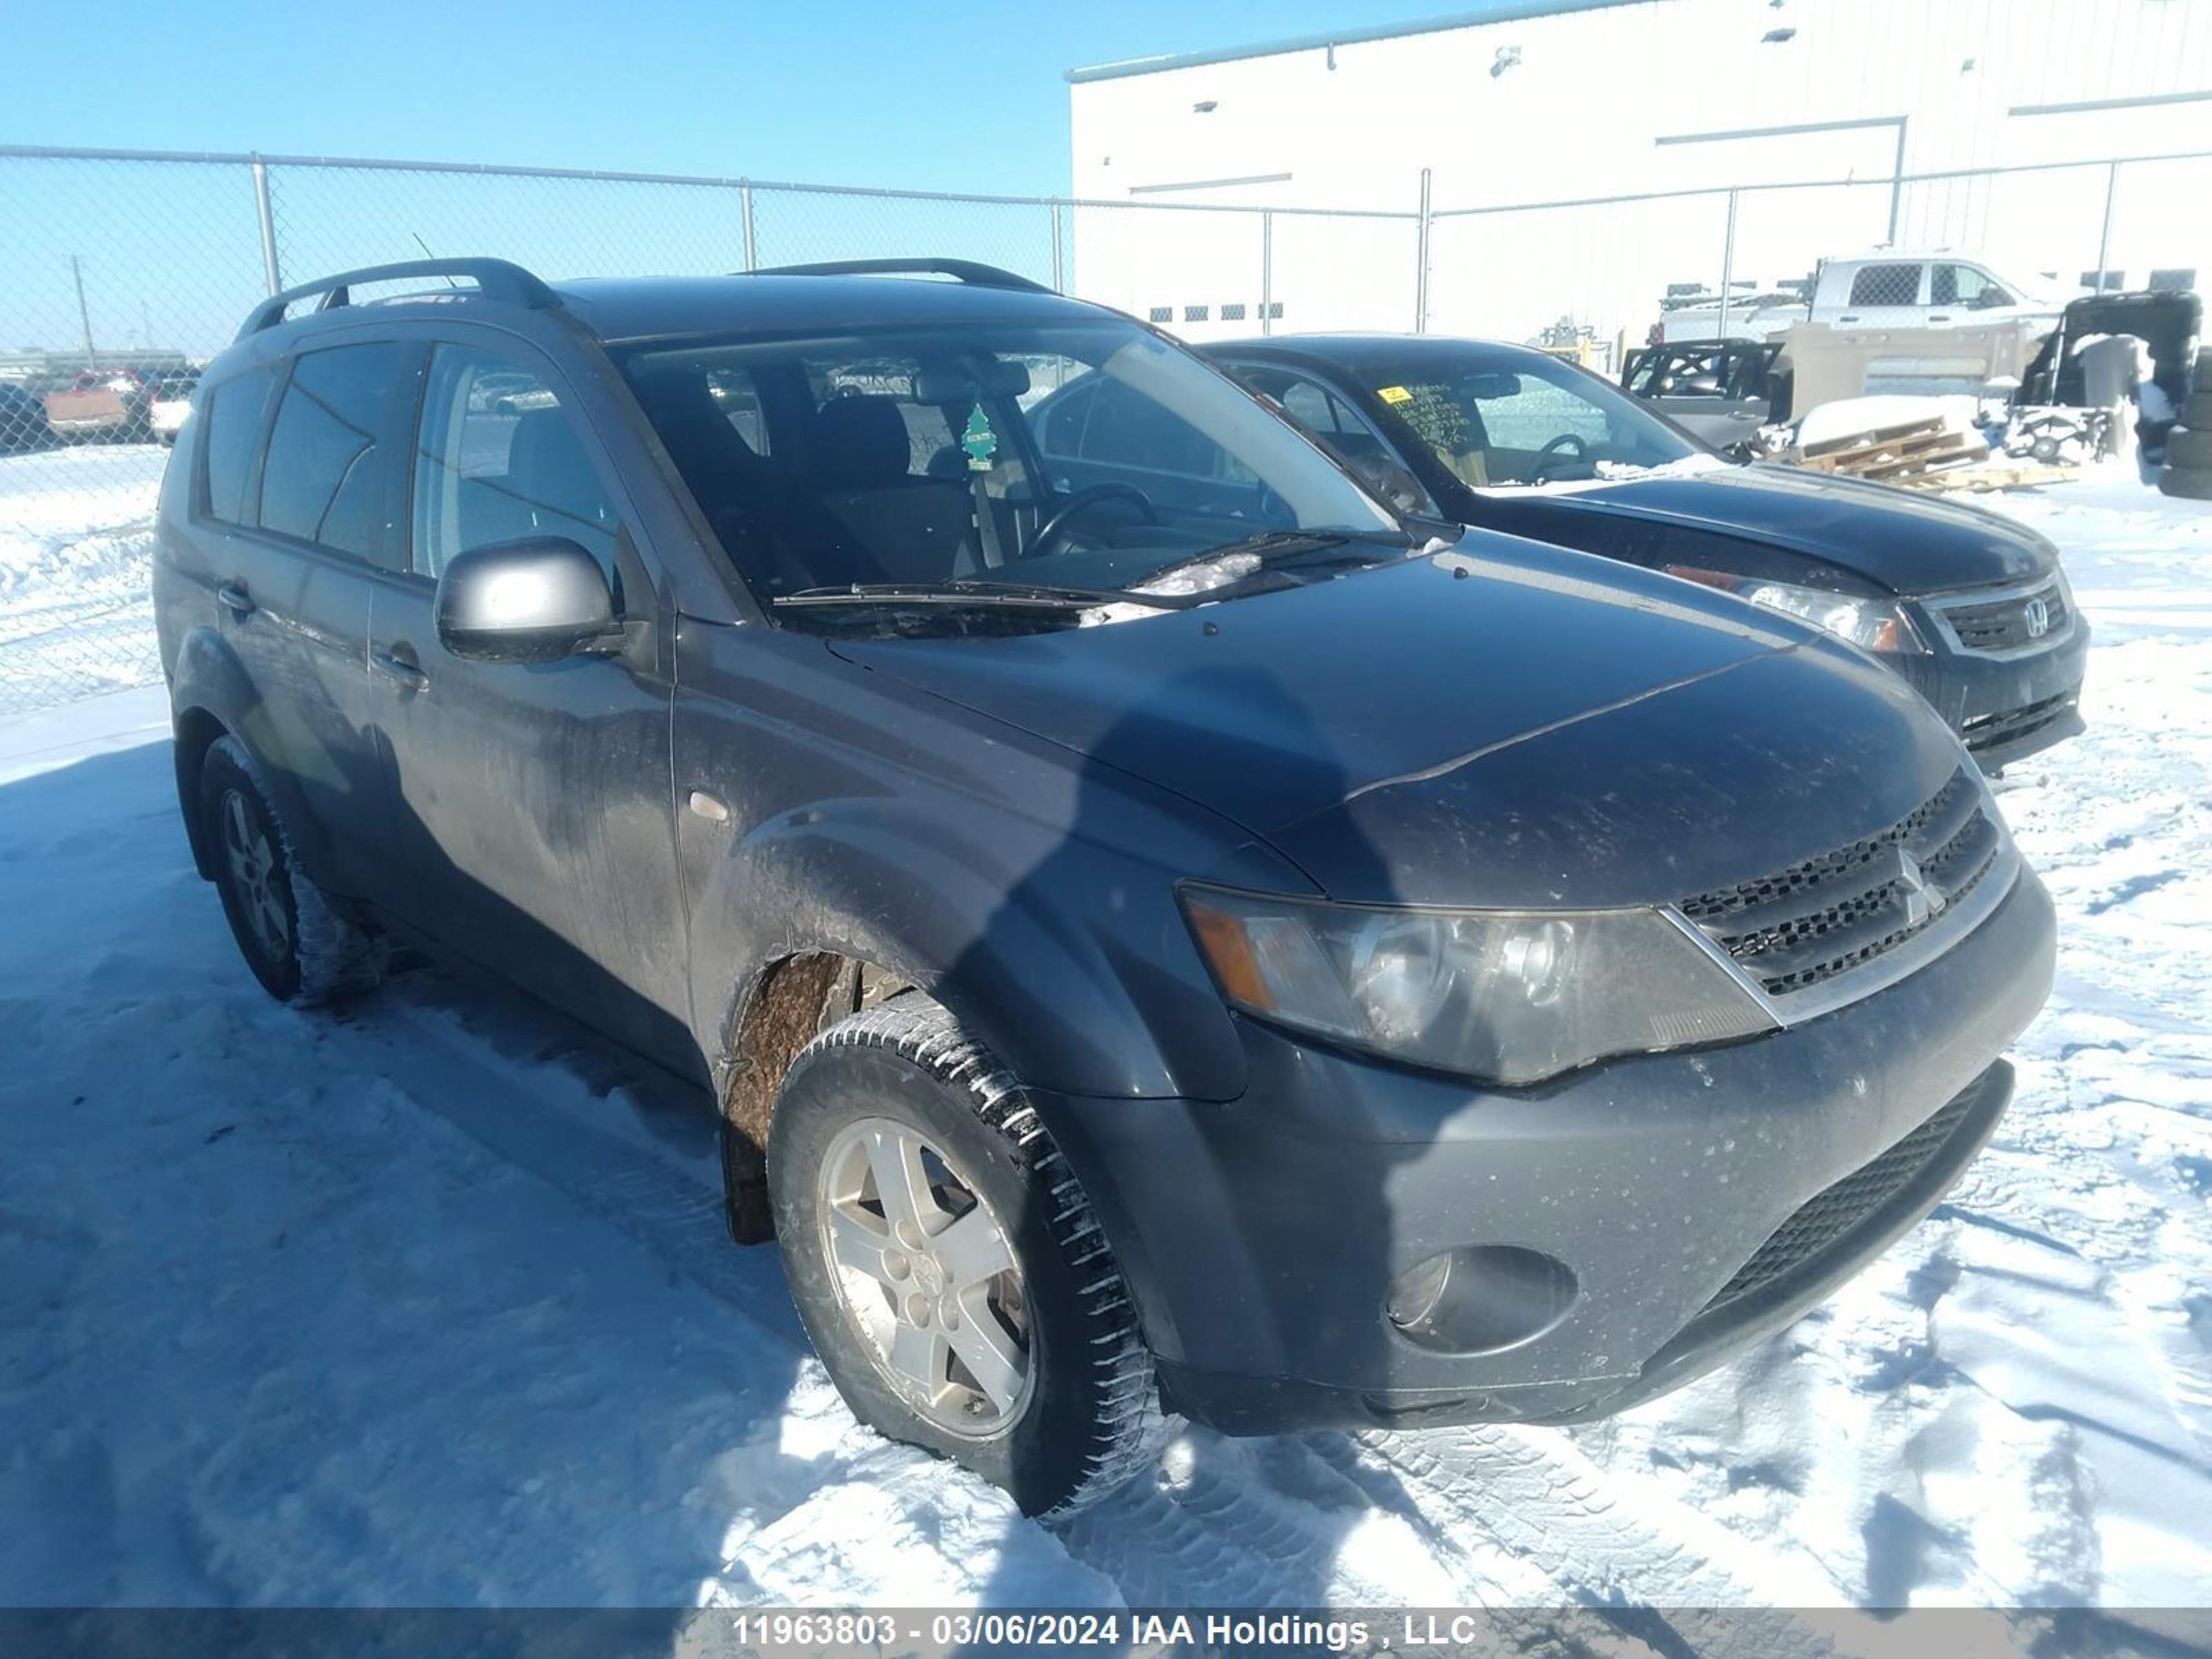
[[4, 142, 2206, 718]]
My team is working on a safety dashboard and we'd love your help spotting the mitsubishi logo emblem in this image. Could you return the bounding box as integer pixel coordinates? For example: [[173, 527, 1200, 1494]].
[[2023, 596, 2051, 638], [1897, 850, 1945, 927]]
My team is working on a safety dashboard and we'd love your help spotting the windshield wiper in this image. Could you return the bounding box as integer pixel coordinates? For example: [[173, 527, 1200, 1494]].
[[772, 579, 1193, 612]]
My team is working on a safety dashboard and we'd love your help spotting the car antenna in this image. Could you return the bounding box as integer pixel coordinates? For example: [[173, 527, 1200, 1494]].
[[411, 235, 462, 288]]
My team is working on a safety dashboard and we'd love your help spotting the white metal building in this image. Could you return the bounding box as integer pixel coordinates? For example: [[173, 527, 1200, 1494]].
[[1065, 0, 2212, 344]]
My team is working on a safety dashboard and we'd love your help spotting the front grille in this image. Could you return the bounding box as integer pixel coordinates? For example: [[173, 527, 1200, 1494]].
[[1680, 769, 2000, 997], [1931, 579, 2070, 655], [1703, 1085, 1978, 1314]]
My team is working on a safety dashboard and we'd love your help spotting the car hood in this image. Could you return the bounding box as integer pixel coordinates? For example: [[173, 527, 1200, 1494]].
[[1488, 462, 2059, 595], [831, 536, 1962, 906]]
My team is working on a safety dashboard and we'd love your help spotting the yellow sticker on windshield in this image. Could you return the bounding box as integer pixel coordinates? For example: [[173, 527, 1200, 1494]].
[[1377, 384, 1413, 404]]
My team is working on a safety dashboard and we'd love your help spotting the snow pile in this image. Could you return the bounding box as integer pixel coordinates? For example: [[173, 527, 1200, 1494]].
[[0, 474, 2206, 1613], [0, 445, 167, 604], [0, 446, 169, 713]]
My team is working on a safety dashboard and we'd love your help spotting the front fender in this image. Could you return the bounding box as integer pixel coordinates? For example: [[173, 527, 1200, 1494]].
[[686, 789, 1300, 1109]]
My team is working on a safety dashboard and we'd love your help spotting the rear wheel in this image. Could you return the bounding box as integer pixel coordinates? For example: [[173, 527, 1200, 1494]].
[[198, 736, 381, 1005], [769, 998, 1163, 1515]]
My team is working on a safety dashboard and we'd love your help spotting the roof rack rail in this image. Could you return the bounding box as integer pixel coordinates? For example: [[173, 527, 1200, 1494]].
[[746, 258, 1055, 295], [236, 258, 561, 340]]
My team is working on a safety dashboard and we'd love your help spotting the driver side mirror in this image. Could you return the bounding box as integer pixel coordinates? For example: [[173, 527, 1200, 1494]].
[[434, 536, 617, 664], [1349, 453, 1431, 515], [1971, 287, 2012, 310]]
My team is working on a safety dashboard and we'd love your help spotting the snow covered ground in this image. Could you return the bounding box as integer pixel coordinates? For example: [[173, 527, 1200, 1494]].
[[0, 444, 168, 717], [1, 471, 2208, 1619]]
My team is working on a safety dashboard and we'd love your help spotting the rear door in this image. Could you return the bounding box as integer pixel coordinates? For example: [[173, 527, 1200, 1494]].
[[362, 326, 691, 1069], [1833, 261, 1928, 330], [188, 343, 402, 901]]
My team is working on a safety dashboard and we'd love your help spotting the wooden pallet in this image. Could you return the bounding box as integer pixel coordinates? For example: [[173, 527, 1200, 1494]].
[[1906, 462, 2079, 493], [1789, 415, 1990, 484], [1795, 415, 1949, 465]]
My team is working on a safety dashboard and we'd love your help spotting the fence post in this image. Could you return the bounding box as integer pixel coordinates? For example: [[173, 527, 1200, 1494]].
[[1415, 167, 1434, 333], [2094, 160, 2120, 291], [1260, 209, 1274, 336], [738, 179, 759, 272], [250, 153, 282, 297], [1716, 187, 1738, 340], [1050, 198, 1065, 294], [1887, 121, 1908, 243]]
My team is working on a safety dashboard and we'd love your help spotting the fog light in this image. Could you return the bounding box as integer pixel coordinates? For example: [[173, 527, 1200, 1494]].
[[1385, 1245, 1579, 1354], [1385, 1253, 1454, 1329]]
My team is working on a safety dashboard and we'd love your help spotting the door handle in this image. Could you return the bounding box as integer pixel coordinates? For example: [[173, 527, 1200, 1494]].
[[1929, 313, 1953, 323], [373, 646, 429, 693], [1838, 314, 1860, 323], [217, 581, 254, 617]]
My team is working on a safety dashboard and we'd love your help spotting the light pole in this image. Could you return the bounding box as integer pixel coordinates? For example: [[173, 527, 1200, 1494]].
[[71, 254, 97, 371]]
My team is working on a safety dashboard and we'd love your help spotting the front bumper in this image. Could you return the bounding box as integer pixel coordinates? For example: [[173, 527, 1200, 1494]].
[[1896, 608, 2090, 774], [1040, 866, 2054, 1435]]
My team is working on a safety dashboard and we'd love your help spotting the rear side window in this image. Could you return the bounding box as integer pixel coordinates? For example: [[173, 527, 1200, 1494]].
[[198, 366, 278, 525], [1848, 263, 1922, 307], [258, 343, 404, 560]]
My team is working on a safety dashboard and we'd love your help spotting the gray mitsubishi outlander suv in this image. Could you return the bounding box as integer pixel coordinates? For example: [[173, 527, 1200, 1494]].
[[153, 257, 2056, 1514]]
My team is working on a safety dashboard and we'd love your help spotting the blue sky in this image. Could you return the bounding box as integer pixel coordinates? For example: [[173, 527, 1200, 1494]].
[[1, 0, 1476, 196]]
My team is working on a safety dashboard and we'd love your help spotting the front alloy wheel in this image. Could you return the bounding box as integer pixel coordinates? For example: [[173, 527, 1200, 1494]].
[[817, 1118, 1033, 1436], [769, 997, 1165, 1515]]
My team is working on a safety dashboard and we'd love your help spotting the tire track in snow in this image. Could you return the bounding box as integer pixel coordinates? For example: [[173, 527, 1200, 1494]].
[[327, 966, 1843, 1614], [1351, 1424, 1841, 1606]]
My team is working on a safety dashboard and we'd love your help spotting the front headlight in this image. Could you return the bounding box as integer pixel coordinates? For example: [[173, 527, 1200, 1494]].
[[1181, 886, 1776, 1085], [1667, 565, 1927, 654]]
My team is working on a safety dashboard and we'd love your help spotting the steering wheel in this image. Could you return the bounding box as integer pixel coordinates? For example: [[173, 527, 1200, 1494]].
[[1529, 433, 1589, 480], [1027, 482, 1159, 559]]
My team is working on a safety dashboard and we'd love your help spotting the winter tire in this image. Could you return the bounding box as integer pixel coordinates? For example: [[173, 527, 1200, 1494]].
[[2157, 465, 2212, 501], [199, 735, 381, 1005], [2180, 393, 2212, 431], [769, 997, 1163, 1516], [2163, 427, 2212, 472], [2195, 350, 2212, 395]]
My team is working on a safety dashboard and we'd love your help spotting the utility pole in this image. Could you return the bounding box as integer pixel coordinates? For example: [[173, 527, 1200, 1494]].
[[71, 255, 97, 371]]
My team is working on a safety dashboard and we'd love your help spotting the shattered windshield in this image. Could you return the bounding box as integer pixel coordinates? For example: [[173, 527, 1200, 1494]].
[[618, 319, 1398, 626]]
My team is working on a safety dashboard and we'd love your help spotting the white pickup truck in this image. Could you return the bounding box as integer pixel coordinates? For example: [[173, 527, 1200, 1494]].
[[1655, 252, 2066, 343]]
